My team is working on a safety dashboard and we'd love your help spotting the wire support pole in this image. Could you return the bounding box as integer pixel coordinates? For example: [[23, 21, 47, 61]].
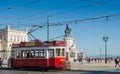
[[47, 15, 52, 41]]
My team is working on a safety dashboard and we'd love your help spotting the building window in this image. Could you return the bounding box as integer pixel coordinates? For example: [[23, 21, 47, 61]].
[[14, 36, 16, 41], [17, 35, 19, 41]]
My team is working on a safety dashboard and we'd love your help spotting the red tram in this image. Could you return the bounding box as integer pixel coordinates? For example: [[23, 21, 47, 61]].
[[10, 40, 71, 71]]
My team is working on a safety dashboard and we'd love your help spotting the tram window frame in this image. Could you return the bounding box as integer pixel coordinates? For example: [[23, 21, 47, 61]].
[[16, 50, 21, 58], [26, 50, 30, 58], [26, 50, 34, 58], [39, 49, 46, 58], [35, 50, 39, 58], [56, 48, 60, 56], [30, 50, 35, 58], [20, 50, 23, 58], [62, 48, 65, 56], [48, 49, 54, 58], [11, 50, 15, 58], [21, 50, 26, 58]]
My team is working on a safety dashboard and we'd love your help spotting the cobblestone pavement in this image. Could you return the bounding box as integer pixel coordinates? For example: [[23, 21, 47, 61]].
[[0, 61, 120, 74], [0, 70, 119, 74], [71, 61, 120, 73]]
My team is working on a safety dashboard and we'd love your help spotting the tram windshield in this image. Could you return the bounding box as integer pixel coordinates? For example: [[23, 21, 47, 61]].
[[48, 49, 54, 58], [48, 48, 65, 58], [56, 48, 60, 56]]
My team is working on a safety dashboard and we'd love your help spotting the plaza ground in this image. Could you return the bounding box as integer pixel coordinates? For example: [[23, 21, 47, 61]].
[[71, 61, 120, 73], [1, 60, 120, 73]]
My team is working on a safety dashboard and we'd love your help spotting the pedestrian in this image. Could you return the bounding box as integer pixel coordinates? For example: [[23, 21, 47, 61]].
[[0, 57, 3, 68], [114, 57, 120, 68]]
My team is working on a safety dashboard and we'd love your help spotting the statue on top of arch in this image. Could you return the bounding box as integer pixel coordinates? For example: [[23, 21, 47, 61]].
[[64, 24, 72, 37]]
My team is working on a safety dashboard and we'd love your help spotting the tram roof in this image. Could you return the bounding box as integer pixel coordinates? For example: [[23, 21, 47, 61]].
[[12, 40, 65, 48], [11, 46, 66, 51]]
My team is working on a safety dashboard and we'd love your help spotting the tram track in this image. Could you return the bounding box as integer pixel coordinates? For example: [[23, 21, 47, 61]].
[[0, 67, 120, 74], [67, 70, 120, 74]]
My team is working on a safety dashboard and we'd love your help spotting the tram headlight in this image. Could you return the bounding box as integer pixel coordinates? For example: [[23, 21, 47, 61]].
[[60, 59, 64, 61]]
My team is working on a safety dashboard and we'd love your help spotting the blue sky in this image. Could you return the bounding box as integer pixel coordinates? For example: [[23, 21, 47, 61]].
[[0, 0, 120, 56]]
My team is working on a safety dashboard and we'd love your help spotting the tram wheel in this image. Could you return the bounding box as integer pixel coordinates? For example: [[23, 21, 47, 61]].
[[42, 67, 48, 71]]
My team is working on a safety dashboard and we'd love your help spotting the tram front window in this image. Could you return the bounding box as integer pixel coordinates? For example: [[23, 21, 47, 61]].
[[62, 48, 65, 56], [56, 48, 60, 56], [48, 49, 54, 58]]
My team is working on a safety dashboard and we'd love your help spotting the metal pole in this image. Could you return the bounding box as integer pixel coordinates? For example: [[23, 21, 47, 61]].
[[100, 48, 101, 60], [47, 16, 50, 41], [47, 15, 52, 41], [103, 36, 108, 63], [105, 41, 107, 63]]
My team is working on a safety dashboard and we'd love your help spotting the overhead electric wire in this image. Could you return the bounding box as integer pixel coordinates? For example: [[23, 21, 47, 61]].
[[49, 35, 65, 41], [12, 13, 120, 28], [0, 0, 44, 10], [16, 0, 111, 23], [0, 17, 19, 19], [51, 0, 112, 17], [0, 0, 44, 20], [11, 0, 85, 23], [50, 13, 120, 26], [1, 0, 112, 24], [19, 12, 120, 28], [0, 0, 118, 28], [3, 12, 120, 29]]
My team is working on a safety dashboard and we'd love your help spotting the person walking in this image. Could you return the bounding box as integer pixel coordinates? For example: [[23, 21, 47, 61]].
[[114, 57, 120, 68], [0, 57, 3, 68]]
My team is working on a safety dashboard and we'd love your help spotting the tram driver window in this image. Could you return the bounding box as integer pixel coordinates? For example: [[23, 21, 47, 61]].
[[62, 48, 65, 56], [48, 49, 54, 58], [56, 48, 60, 56]]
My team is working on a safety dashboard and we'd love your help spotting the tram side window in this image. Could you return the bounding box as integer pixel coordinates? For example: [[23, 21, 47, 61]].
[[16, 50, 21, 58], [20, 50, 26, 58], [35, 50, 39, 58], [11, 50, 15, 58], [56, 48, 60, 56], [27, 50, 39, 58], [39, 49, 46, 58], [30, 50, 35, 58], [16, 50, 26, 58], [26, 50, 34, 58], [62, 48, 65, 56]]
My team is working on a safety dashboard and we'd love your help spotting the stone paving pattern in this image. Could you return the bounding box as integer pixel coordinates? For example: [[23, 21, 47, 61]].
[[71, 61, 120, 72]]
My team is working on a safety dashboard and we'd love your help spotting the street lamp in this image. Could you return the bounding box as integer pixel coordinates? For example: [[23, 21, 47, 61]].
[[103, 36, 108, 63]]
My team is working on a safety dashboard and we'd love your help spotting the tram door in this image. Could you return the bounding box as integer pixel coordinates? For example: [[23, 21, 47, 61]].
[[48, 49, 54, 67]]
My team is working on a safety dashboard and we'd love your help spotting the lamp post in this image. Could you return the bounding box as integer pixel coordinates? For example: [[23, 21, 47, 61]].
[[100, 48, 101, 60], [103, 36, 108, 63]]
